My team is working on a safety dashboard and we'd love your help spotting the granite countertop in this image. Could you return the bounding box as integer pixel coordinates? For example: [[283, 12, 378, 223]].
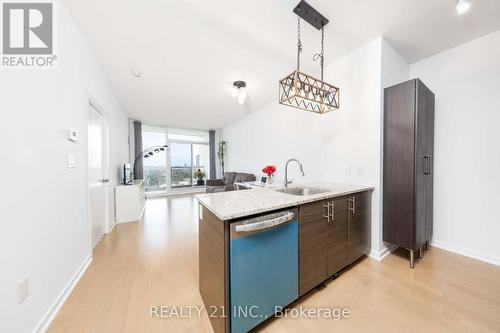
[[195, 182, 374, 220]]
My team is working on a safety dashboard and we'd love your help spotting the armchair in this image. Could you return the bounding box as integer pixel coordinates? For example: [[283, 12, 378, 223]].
[[206, 172, 237, 193]]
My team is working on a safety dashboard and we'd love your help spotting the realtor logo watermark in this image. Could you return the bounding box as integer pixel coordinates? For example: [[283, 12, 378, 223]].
[[1, 0, 57, 67]]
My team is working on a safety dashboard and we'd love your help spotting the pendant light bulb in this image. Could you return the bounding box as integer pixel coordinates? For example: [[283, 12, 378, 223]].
[[233, 81, 247, 105], [237, 87, 247, 105], [456, 0, 470, 14]]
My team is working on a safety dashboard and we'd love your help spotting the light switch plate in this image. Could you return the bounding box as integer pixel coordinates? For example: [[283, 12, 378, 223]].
[[18, 276, 29, 304], [68, 129, 78, 142]]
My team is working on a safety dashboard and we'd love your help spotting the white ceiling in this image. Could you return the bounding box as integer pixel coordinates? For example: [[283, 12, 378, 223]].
[[64, 0, 500, 130]]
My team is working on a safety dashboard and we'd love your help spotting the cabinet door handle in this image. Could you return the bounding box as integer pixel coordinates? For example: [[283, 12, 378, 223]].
[[330, 201, 335, 221], [323, 202, 330, 222], [424, 155, 432, 175], [349, 196, 356, 214]]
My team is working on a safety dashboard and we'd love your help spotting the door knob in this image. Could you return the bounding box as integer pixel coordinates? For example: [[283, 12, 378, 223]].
[[101, 178, 110, 183]]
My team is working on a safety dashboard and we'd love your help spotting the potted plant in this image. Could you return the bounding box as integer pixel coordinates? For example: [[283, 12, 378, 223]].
[[194, 169, 206, 186], [262, 165, 277, 184], [218, 141, 227, 175]]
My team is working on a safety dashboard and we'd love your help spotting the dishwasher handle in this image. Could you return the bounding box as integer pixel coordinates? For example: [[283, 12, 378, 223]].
[[234, 212, 295, 233]]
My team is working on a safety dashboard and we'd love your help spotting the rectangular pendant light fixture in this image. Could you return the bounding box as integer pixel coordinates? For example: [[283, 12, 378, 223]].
[[278, 0, 340, 114], [279, 70, 339, 114]]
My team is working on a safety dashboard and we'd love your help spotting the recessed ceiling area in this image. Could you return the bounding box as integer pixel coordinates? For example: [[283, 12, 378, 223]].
[[63, 0, 500, 130]]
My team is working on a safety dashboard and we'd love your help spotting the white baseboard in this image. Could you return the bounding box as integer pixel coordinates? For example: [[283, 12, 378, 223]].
[[368, 240, 499, 267], [431, 239, 500, 267], [108, 221, 116, 233], [369, 244, 398, 261], [33, 254, 92, 333]]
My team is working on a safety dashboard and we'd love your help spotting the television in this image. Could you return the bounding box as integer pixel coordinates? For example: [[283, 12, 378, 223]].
[[122, 163, 132, 185]]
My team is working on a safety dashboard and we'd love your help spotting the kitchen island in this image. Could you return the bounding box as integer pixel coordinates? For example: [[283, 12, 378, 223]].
[[196, 182, 373, 333]]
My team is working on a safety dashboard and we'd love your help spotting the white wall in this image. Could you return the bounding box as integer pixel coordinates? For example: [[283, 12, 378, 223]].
[[410, 29, 500, 265], [223, 37, 398, 258], [381, 39, 410, 90], [0, 2, 129, 332], [221, 102, 323, 183], [318, 38, 384, 255]]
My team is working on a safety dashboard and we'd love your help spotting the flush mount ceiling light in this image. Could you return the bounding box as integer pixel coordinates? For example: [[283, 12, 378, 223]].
[[279, 0, 339, 114], [233, 81, 247, 105], [456, 0, 471, 14]]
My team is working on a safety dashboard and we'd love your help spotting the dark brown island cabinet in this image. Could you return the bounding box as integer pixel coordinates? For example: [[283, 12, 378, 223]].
[[299, 191, 371, 296], [383, 78, 435, 268], [199, 190, 372, 333]]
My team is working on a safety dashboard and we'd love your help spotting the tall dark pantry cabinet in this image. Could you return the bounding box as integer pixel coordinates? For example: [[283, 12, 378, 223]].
[[383, 78, 434, 268]]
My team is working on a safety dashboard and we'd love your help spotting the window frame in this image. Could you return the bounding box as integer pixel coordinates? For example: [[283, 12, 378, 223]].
[[141, 126, 210, 194]]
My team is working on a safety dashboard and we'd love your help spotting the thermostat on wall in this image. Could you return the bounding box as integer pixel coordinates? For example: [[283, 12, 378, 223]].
[[68, 129, 78, 142]]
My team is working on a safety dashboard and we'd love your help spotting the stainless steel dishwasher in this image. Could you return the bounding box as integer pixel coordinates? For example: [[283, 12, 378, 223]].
[[229, 208, 299, 333]]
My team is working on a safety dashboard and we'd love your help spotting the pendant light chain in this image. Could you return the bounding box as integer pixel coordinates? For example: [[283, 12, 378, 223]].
[[297, 17, 302, 71], [320, 26, 324, 81], [313, 25, 325, 81], [278, 6, 339, 114]]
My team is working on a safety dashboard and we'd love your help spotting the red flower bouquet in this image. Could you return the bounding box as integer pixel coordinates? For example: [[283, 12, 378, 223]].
[[262, 165, 276, 176]]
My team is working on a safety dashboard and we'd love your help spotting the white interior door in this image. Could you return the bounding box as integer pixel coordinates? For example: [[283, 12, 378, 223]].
[[88, 103, 109, 248]]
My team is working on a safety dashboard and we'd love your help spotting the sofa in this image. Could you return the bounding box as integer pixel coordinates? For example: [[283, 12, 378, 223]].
[[205, 172, 256, 193]]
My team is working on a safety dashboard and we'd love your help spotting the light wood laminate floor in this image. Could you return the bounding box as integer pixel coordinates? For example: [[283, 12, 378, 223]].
[[49, 195, 500, 333]]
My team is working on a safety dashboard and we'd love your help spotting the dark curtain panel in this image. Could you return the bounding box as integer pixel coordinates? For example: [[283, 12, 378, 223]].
[[133, 121, 143, 179], [209, 130, 216, 179]]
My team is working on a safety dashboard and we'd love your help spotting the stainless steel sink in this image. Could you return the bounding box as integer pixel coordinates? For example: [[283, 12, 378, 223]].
[[276, 187, 329, 196]]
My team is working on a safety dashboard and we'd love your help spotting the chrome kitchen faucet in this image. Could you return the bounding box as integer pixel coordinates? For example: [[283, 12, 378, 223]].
[[284, 159, 305, 187]]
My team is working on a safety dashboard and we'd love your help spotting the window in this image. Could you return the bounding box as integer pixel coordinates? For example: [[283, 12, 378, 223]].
[[170, 142, 192, 188], [141, 126, 211, 193], [192, 143, 210, 186], [142, 126, 168, 192]]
